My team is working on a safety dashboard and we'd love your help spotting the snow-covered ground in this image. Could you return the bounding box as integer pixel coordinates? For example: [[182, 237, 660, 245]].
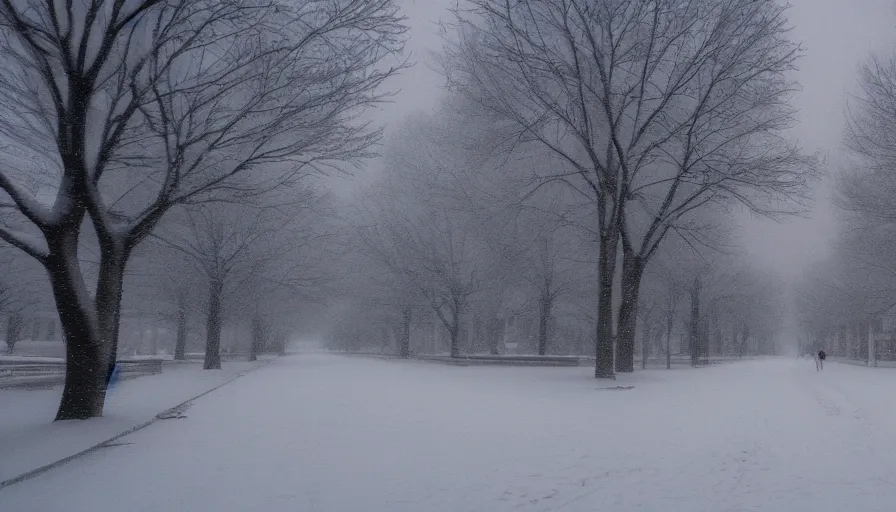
[[3, 354, 896, 511], [0, 361, 264, 484]]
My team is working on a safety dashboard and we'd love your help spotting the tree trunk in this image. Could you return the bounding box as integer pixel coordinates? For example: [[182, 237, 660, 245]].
[[149, 325, 158, 355], [249, 313, 265, 362], [711, 310, 721, 357], [449, 326, 460, 358], [449, 313, 460, 358], [666, 311, 673, 370], [174, 305, 187, 361], [46, 231, 107, 420], [204, 280, 223, 370], [595, 211, 618, 379], [731, 326, 739, 358], [447, 300, 463, 358], [615, 253, 643, 372], [489, 318, 501, 355], [378, 326, 390, 352], [5, 312, 23, 353], [689, 277, 701, 367], [537, 295, 551, 356], [278, 332, 288, 356], [399, 306, 412, 358], [641, 315, 652, 370], [95, 251, 127, 384]]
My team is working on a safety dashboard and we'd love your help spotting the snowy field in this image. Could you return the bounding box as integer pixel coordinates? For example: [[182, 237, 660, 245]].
[[3, 354, 896, 511], [0, 361, 264, 484]]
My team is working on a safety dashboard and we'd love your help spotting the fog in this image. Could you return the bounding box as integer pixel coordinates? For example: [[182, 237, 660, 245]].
[[373, 0, 896, 279], [355, 0, 896, 359], [1, 0, 895, 392], [741, 0, 896, 276], [7, 1, 896, 510]]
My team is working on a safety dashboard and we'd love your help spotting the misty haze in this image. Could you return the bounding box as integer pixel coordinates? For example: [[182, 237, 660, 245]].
[[2, 0, 896, 510]]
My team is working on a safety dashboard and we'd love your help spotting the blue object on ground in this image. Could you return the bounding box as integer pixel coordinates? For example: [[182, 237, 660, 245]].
[[106, 363, 121, 391]]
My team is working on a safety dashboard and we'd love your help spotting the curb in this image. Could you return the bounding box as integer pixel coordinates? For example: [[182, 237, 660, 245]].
[[333, 352, 759, 368], [334, 352, 470, 366], [0, 360, 271, 490], [335, 352, 399, 361], [336, 353, 582, 367]]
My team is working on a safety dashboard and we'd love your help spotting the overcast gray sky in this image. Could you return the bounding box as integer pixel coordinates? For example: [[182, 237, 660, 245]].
[[740, 0, 896, 278], [362, 0, 896, 279]]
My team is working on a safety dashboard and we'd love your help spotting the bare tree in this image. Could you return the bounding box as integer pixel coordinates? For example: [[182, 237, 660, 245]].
[[531, 235, 563, 356], [443, 0, 636, 377], [419, 93, 594, 358], [0, 250, 51, 353], [833, 51, 896, 305], [636, 297, 658, 369], [325, 215, 431, 358], [611, 0, 810, 371], [793, 46, 896, 360], [662, 244, 788, 361], [347, 264, 424, 358], [716, 263, 786, 357], [0, 272, 13, 352], [359, 198, 483, 358], [443, 0, 809, 376], [242, 285, 312, 361], [127, 241, 205, 360], [646, 256, 688, 369], [486, 212, 579, 356], [357, 115, 489, 358], [154, 198, 325, 369], [0, 0, 406, 418], [840, 51, 896, 224], [237, 208, 335, 361], [795, 217, 896, 360]]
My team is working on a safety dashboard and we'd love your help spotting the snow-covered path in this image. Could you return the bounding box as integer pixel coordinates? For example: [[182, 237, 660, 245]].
[[3, 355, 896, 511]]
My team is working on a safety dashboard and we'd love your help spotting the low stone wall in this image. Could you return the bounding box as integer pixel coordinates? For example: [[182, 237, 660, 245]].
[[0, 357, 164, 389]]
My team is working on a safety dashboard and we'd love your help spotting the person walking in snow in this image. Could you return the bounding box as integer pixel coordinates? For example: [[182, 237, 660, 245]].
[[816, 349, 826, 371]]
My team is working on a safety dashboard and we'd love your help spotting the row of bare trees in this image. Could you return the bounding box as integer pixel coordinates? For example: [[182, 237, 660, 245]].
[[434, 0, 812, 377], [127, 190, 334, 368], [335, 84, 787, 363], [640, 237, 786, 367], [0, 0, 407, 419], [0, 251, 51, 353], [0, 0, 816, 423], [795, 23, 896, 354], [339, 0, 807, 373]]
